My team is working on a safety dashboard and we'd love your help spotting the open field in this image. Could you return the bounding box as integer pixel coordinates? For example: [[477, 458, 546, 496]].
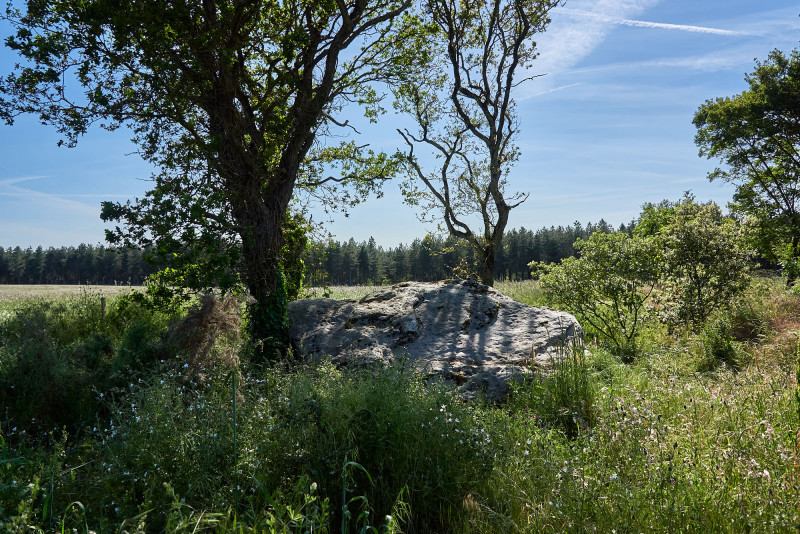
[[0, 280, 541, 306], [0, 285, 143, 321], [303, 279, 547, 305], [0, 284, 141, 302]]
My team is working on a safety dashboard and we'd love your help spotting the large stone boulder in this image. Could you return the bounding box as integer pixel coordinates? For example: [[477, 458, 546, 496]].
[[288, 279, 583, 401]]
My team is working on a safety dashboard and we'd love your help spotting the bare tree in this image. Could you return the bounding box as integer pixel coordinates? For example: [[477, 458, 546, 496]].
[[395, 0, 560, 285]]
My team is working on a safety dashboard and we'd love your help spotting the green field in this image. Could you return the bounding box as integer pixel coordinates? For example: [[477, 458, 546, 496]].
[[0, 284, 140, 305], [0, 285, 141, 324], [0, 282, 539, 315], [301, 280, 547, 306], [0, 279, 797, 532]]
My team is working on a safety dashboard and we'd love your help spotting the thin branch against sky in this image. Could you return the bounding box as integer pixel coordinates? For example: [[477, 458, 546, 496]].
[[0, 0, 798, 247]]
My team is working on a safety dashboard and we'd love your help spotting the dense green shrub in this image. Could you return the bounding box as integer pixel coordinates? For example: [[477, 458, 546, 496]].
[[534, 231, 660, 357], [0, 295, 179, 437], [697, 317, 742, 371], [0, 300, 102, 435], [638, 195, 753, 329]]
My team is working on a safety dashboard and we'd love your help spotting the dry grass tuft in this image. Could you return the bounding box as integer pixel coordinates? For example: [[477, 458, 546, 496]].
[[462, 492, 480, 515], [755, 290, 800, 369], [168, 294, 243, 381]]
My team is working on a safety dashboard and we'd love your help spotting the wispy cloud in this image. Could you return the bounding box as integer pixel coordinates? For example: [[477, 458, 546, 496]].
[[0, 175, 49, 186], [521, 0, 775, 98], [520, 82, 583, 100], [616, 18, 750, 35], [740, 6, 800, 36], [0, 175, 99, 217], [567, 44, 764, 75], [559, 8, 754, 36], [521, 0, 661, 94], [638, 53, 750, 71], [544, 0, 662, 64], [50, 193, 132, 198]]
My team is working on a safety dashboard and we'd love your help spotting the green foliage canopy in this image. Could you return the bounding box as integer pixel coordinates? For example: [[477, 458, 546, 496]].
[[534, 231, 660, 355], [0, 0, 414, 356], [655, 195, 752, 328], [694, 48, 800, 283]]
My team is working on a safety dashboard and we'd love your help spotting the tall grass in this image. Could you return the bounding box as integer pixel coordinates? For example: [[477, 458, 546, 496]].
[[472, 341, 797, 532], [302, 279, 547, 306], [0, 277, 797, 532], [493, 280, 548, 307]]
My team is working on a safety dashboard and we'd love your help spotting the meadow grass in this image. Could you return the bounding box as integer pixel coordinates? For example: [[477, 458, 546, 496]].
[[0, 285, 141, 321], [304, 279, 548, 306], [0, 277, 797, 532], [302, 284, 381, 301], [0, 284, 141, 302], [494, 280, 548, 307]]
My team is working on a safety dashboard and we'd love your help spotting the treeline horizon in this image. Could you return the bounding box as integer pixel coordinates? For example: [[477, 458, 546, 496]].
[[0, 219, 631, 286], [306, 219, 631, 286], [0, 244, 156, 285]]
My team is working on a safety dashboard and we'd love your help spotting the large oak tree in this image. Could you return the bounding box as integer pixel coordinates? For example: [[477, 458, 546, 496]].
[[1, 0, 413, 358]]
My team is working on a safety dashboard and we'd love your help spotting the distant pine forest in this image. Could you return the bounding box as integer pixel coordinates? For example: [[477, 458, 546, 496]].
[[0, 220, 629, 286]]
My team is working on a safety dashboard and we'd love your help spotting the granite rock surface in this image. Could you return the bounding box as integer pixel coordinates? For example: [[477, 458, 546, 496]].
[[288, 279, 583, 401]]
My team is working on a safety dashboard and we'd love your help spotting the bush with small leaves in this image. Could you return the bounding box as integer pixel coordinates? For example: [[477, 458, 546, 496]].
[[655, 195, 753, 329], [534, 231, 660, 357]]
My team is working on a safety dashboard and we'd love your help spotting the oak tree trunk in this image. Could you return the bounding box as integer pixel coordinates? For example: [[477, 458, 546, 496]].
[[228, 168, 296, 363]]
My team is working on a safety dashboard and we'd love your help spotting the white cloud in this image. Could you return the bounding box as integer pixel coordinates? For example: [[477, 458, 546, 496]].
[[48, 193, 133, 198], [0, 175, 99, 217], [741, 6, 800, 36], [616, 18, 749, 35], [530, 0, 662, 79], [0, 175, 49, 186], [520, 82, 583, 100], [559, 8, 754, 36], [639, 53, 749, 71], [520, 0, 783, 98], [566, 44, 765, 75]]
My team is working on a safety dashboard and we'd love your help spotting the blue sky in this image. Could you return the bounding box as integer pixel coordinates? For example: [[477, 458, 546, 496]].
[[1, 0, 798, 248]]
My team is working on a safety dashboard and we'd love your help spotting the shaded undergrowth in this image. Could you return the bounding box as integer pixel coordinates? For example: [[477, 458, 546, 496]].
[[0, 279, 797, 532]]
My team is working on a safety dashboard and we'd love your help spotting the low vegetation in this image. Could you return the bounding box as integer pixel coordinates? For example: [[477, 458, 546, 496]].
[[0, 273, 797, 532], [0, 285, 139, 305]]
